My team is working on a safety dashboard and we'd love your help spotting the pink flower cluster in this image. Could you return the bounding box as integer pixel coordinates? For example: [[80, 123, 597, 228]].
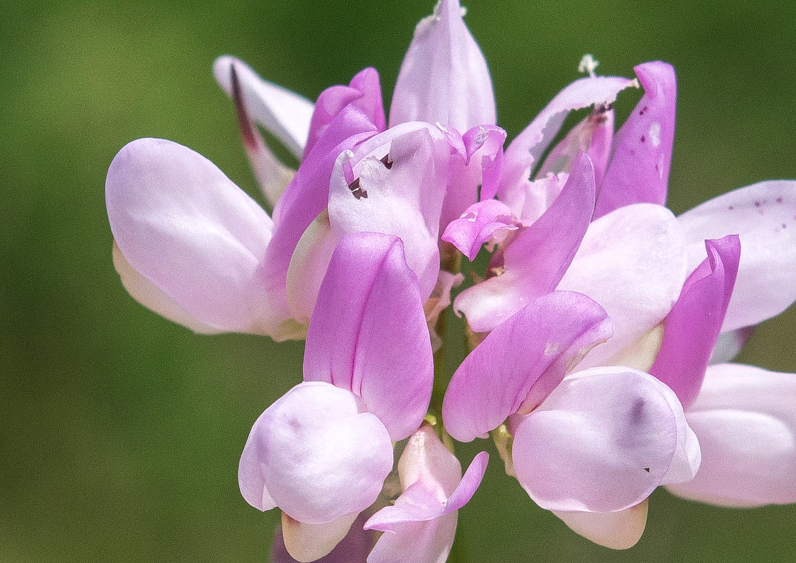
[[106, 1, 796, 560]]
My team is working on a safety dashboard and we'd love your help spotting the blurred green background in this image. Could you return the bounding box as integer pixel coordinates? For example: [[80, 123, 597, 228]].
[[2, 0, 795, 561]]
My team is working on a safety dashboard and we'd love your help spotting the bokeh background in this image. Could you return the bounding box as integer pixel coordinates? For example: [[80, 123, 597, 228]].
[[3, 0, 796, 561]]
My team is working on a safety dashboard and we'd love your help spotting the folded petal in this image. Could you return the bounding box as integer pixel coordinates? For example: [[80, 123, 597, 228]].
[[441, 199, 517, 262], [365, 425, 488, 563], [106, 138, 284, 335], [304, 233, 433, 441], [558, 203, 687, 367], [709, 326, 754, 364], [390, 0, 495, 131], [512, 367, 693, 512], [678, 180, 796, 331], [650, 236, 740, 408], [595, 62, 676, 217], [667, 364, 796, 507], [443, 291, 612, 443], [454, 153, 596, 332], [553, 499, 648, 550], [238, 381, 393, 524], [499, 75, 636, 207], [213, 55, 313, 158], [305, 67, 386, 158], [226, 62, 295, 207]]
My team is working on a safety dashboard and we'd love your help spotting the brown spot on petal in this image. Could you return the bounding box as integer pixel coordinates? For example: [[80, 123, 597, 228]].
[[348, 178, 368, 199], [380, 154, 394, 169]]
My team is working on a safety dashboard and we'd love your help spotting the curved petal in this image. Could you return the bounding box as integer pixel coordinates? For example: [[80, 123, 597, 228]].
[[595, 61, 676, 217], [678, 180, 796, 331], [389, 0, 495, 131], [111, 242, 220, 334], [280, 512, 360, 563], [106, 138, 284, 335], [272, 513, 373, 563], [443, 291, 612, 443], [328, 126, 449, 301], [367, 513, 457, 563], [709, 326, 754, 364], [512, 367, 691, 513], [213, 55, 313, 159], [304, 233, 433, 441], [238, 382, 393, 524], [499, 75, 636, 207], [667, 364, 796, 507], [454, 153, 596, 332], [553, 499, 648, 550], [650, 236, 740, 408], [558, 203, 687, 367]]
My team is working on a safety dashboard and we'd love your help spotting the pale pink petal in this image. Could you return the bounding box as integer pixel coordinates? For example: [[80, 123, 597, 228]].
[[328, 127, 449, 301], [441, 199, 517, 262], [365, 425, 488, 563], [650, 236, 740, 408], [238, 381, 393, 523], [678, 180, 796, 331], [553, 499, 648, 550], [667, 364, 796, 507], [390, 0, 495, 131], [280, 512, 360, 563], [454, 154, 596, 332], [443, 291, 612, 443], [111, 242, 220, 334], [595, 62, 676, 217], [499, 75, 636, 205], [213, 56, 313, 158], [226, 62, 295, 207], [558, 203, 687, 367], [106, 138, 284, 335], [304, 67, 386, 158], [366, 513, 457, 563], [709, 327, 754, 364], [304, 233, 433, 441], [512, 367, 691, 512]]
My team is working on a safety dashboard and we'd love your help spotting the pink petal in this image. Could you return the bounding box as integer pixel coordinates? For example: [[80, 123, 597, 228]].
[[709, 327, 754, 364], [366, 513, 457, 563], [594, 62, 676, 218], [553, 499, 648, 550], [304, 67, 386, 158], [678, 180, 796, 331], [390, 0, 495, 131], [512, 367, 693, 512], [441, 199, 517, 262], [213, 56, 313, 159], [650, 236, 740, 408], [238, 381, 393, 524], [558, 203, 687, 367], [499, 75, 636, 206], [328, 126, 449, 301], [106, 138, 285, 335], [304, 233, 433, 441], [667, 364, 796, 507], [443, 291, 612, 443], [454, 153, 596, 332]]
